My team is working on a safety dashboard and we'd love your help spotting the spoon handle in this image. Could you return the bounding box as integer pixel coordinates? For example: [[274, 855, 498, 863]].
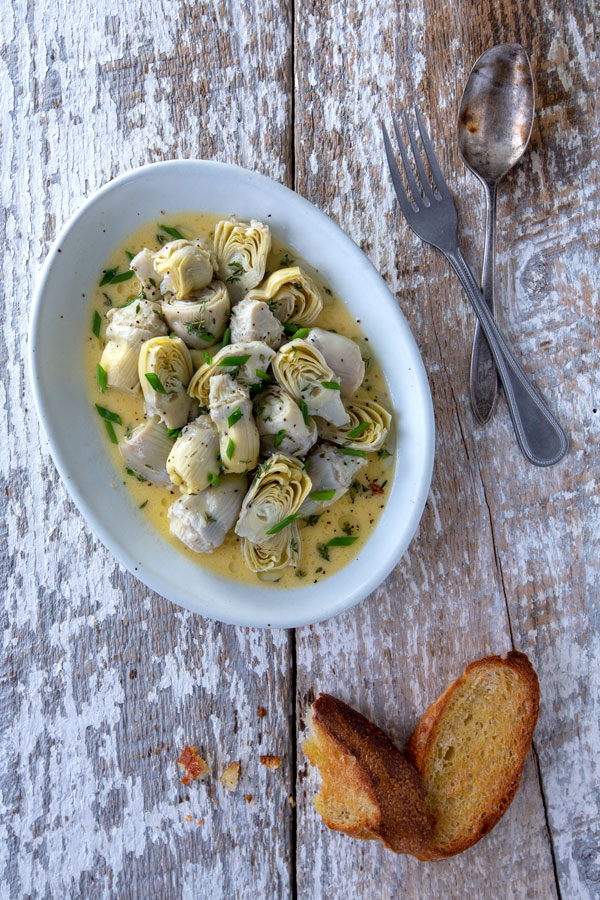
[[469, 181, 499, 424], [447, 248, 568, 466]]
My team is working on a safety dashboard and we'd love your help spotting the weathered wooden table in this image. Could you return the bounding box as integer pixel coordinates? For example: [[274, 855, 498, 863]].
[[2, 0, 598, 897]]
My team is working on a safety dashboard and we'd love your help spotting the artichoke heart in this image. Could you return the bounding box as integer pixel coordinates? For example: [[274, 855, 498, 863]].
[[100, 339, 142, 393], [245, 266, 323, 325], [305, 327, 365, 396], [162, 280, 230, 349], [153, 239, 216, 298], [187, 341, 275, 406], [214, 218, 271, 301], [229, 296, 285, 349], [241, 522, 301, 573], [254, 386, 318, 458], [166, 416, 221, 493], [299, 441, 367, 517], [235, 452, 311, 546], [119, 416, 175, 485], [317, 394, 392, 452], [106, 299, 167, 344], [168, 474, 247, 553], [130, 248, 160, 299], [139, 336, 193, 429], [209, 374, 259, 474], [271, 339, 350, 427]]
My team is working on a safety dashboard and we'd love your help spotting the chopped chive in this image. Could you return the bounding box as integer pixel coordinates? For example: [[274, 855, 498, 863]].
[[99, 267, 118, 286], [203, 350, 212, 365], [226, 438, 235, 459], [327, 535, 358, 547], [321, 381, 341, 391], [125, 250, 135, 261], [347, 422, 370, 439], [139, 500, 148, 509], [284, 322, 299, 335], [292, 327, 311, 340], [166, 427, 182, 439], [255, 368, 272, 382], [221, 327, 231, 347], [274, 429, 286, 448], [118, 298, 135, 308], [92, 310, 102, 338], [126, 467, 147, 482], [159, 224, 185, 240], [95, 404, 122, 425], [340, 447, 366, 457], [310, 489, 336, 502], [207, 471, 220, 487], [110, 270, 135, 284], [144, 373, 167, 394], [266, 513, 301, 536], [250, 383, 266, 399], [228, 407, 243, 427], [96, 363, 107, 393], [218, 354, 251, 367], [299, 399, 309, 426], [104, 420, 118, 444]]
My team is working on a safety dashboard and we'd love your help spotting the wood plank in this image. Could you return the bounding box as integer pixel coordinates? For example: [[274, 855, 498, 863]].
[[294, 0, 596, 896], [0, 2, 294, 898]]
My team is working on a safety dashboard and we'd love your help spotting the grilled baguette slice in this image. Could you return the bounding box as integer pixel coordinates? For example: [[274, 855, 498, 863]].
[[303, 693, 434, 856], [407, 651, 540, 860]]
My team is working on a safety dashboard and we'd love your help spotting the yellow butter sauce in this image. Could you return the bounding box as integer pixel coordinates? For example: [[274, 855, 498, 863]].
[[85, 212, 395, 587]]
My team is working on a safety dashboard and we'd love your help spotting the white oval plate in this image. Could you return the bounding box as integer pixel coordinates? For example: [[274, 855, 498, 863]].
[[29, 160, 434, 628]]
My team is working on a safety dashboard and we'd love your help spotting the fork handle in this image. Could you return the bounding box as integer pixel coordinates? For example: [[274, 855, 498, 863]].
[[447, 248, 568, 466]]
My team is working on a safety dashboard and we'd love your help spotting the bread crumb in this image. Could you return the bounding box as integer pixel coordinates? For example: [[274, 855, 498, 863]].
[[220, 761, 241, 791], [260, 755, 282, 771], [257, 706, 267, 718], [178, 746, 209, 785], [244, 794, 253, 803], [288, 795, 296, 808]]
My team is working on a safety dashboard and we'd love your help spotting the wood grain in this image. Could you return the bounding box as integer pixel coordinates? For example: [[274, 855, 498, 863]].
[[294, 0, 598, 898], [1, 0, 598, 897], [1, 2, 294, 898]]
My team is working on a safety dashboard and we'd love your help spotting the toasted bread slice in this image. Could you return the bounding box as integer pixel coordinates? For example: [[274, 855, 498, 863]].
[[303, 693, 434, 856], [407, 651, 540, 860]]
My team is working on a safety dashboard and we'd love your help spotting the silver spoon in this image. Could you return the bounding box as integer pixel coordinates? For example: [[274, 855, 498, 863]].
[[458, 43, 535, 425]]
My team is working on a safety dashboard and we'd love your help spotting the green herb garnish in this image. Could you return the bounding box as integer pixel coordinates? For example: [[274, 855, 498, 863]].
[[103, 292, 113, 307], [110, 270, 135, 284], [104, 420, 118, 444], [324, 286, 332, 295], [310, 489, 336, 502], [99, 267, 118, 287], [317, 543, 330, 562], [274, 429, 286, 448], [342, 522, 354, 536], [144, 373, 167, 394], [299, 399, 309, 426], [347, 422, 370, 439], [221, 327, 231, 347], [266, 514, 301, 536], [226, 261, 244, 283], [139, 500, 148, 509], [255, 368, 272, 382], [204, 512, 216, 522], [296, 570, 307, 578], [341, 447, 366, 457], [203, 351, 212, 365], [377, 447, 392, 459], [292, 327, 311, 340], [125, 250, 135, 261], [96, 363, 107, 393], [167, 427, 182, 439], [126, 467, 147, 482], [218, 354, 251, 368], [280, 253, 294, 267], [284, 322, 299, 335], [304, 514, 320, 527], [321, 381, 341, 391], [118, 298, 136, 308], [228, 407, 242, 427], [159, 224, 185, 240], [92, 310, 102, 338], [207, 471, 220, 487], [226, 438, 235, 460], [327, 535, 358, 547], [95, 404, 121, 425]]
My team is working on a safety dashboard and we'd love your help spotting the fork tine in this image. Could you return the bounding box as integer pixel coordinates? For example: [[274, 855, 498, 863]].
[[402, 111, 435, 202], [382, 122, 417, 221], [391, 117, 423, 208], [414, 107, 450, 197]]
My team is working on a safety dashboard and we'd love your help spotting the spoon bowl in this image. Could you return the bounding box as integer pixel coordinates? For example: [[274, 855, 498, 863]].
[[458, 43, 535, 183]]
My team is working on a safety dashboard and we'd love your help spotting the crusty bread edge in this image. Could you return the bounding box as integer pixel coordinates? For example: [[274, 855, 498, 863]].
[[406, 651, 540, 860]]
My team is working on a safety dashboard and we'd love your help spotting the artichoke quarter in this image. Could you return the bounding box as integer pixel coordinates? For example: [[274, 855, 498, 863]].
[[229, 296, 285, 349], [118, 416, 175, 485], [187, 340, 275, 406], [298, 441, 367, 517], [214, 218, 271, 301], [304, 327, 365, 396], [254, 385, 318, 458], [168, 474, 247, 553], [209, 374, 260, 474], [101, 300, 168, 392], [162, 280, 230, 349], [245, 266, 323, 326], [139, 335, 193, 429], [317, 394, 392, 452], [166, 416, 221, 494], [235, 452, 311, 546], [153, 239, 216, 299], [271, 339, 350, 427]]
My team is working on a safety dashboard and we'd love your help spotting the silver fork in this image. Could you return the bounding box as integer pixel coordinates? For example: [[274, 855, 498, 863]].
[[383, 109, 567, 467]]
